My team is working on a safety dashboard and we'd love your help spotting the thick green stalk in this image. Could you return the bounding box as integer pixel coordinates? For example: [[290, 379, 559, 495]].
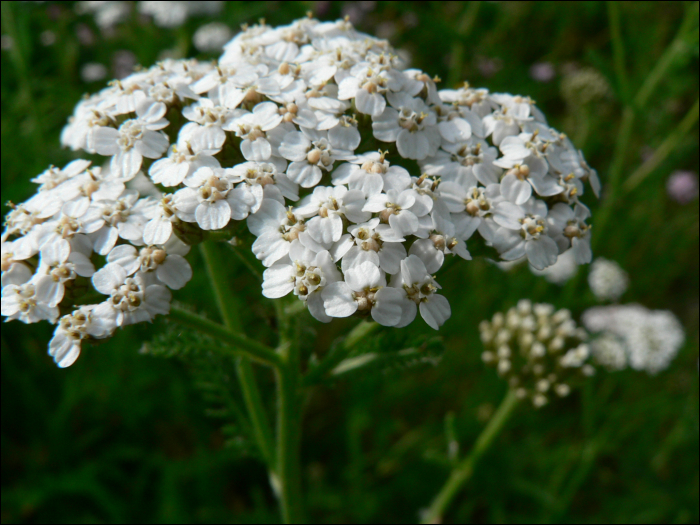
[[200, 242, 277, 469], [594, 4, 696, 250], [608, 2, 630, 102], [421, 390, 520, 524], [634, 2, 698, 109], [447, 1, 481, 87], [274, 297, 306, 524], [623, 97, 699, 192]]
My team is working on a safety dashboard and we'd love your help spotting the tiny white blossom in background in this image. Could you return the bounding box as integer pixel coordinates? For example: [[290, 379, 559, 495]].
[[193, 22, 233, 53], [588, 257, 628, 301], [582, 304, 685, 375], [480, 300, 594, 407]]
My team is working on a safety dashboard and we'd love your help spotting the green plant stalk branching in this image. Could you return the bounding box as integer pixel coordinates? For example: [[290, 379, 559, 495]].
[[421, 389, 520, 524], [200, 242, 278, 474]]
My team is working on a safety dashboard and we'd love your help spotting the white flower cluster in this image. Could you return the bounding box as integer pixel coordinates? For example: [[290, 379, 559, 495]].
[[582, 304, 685, 375], [1, 16, 599, 367], [480, 300, 594, 407], [588, 257, 628, 301]]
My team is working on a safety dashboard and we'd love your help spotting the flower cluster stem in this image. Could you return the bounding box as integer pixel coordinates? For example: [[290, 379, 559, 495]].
[[200, 241, 278, 477], [421, 390, 520, 524], [275, 297, 306, 523]]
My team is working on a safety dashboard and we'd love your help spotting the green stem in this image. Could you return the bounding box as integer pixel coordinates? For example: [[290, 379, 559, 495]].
[[447, 1, 481, 88], [200, 242, 277, 470], [608, 2, 630, 102], [421, 390, 520, 524], [634, 2, 698, 109], [623, 97, 700, 192], [168, 306, 282, 368], [275, 365, 305, 523], [594, 4, 697, 250], [275, 297, 306, 524], [302, 320, 381, 386]]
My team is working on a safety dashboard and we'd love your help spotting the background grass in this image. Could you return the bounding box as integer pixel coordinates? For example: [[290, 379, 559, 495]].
[[1, 2, 698, 523]]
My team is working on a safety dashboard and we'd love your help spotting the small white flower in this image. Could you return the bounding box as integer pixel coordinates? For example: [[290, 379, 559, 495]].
[[322, 261, 405, 326], [1, 281, 59, 324], [247, 199, 307, 267], [107, 244, 192, 289], [224, 101, 283, 161], [391, 254, 451, 330], [261, 241, 341, 322], [421, 138, 501, 186], [149, 126, 222, 187], [92, 98, 170, 180], [363, 189, 427, 238], [492, 199, 560, 270], [587, 258, 628, 301], [336, 218, 406, 274], [143, 194, 180, 246], [49, 304, 116, 368], [440, 183, 503, 242], [548, 203, 592, 264], [295, 186, 368, 244], [495, 154, 562, 205], [92, 264, 171, 326], [372, 92, 440, 160], [279, 127, 354, 188], [34, 238, 95, 307], [175, 166, 253, 229]]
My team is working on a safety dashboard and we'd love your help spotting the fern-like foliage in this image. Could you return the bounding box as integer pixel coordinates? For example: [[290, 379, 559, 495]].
[[327, 328, 445, 382], [141, 314, 263, 459]]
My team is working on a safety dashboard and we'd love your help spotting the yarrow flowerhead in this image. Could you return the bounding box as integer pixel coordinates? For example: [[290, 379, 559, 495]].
[[2, 16, 599, 367], [480, 300, 594, 407], [588, 257, 628, 301], [582, 304, 685, 375]]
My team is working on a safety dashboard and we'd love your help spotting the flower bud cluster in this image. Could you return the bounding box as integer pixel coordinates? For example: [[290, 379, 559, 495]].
[[582, 304, 684, 375], [2, 16, 599, 367], [480, 300, 594, 407]]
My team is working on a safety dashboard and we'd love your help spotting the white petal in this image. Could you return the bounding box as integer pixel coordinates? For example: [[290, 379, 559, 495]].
[[287, 162, 322, 188], [241, 138, 272, 161], [401, 254, 428, 285], [35, 276, 64, 307], [420, 295, 451, 330], [377, 243, 406, 274], [68, 252, 96, 277], [493, 202, 525, 230], [262, 265, 295, 298], [112, 149, 143, 180], [156, 254, 192, 289], [526, 237, 559, 270], [49, 334, 81, 368], [92, 263, 127, 294], [107, 244, 140, 275], [196, 200, 231, 230], [438, 119, 472, 143], [322, 281, 358, 317], [371, 287, 403, 326], [389, 211, 419, 237], [409, 239, 444, 274], [143, 219, 172, 245], [397, 130, 429, 160], [308, 215, 343, 244], [501, 173, 532, 205], [307, 292, 332, 323], [355, 89, 385, 117]]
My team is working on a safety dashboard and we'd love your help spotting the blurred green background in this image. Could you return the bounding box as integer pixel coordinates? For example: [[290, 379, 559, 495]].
[[1, 1, 698, 523]]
